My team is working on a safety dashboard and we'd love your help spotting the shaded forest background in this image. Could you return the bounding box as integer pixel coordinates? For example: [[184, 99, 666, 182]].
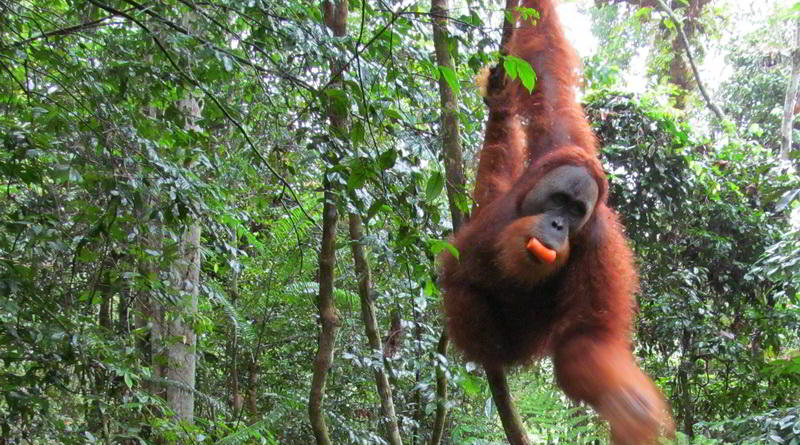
[[1, 0, 799, 444]]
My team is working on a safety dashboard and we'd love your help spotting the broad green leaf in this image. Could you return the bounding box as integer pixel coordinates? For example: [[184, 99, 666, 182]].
[[350, 121, 365, 145], [429, 239, 459, 260], [347, 158, 371, 191], [503, 56, 517, 80], [515, 57, 536, 93], [426, 171, 445, 201], [634, 7, 653, 20], [439, 66, 460, 95], [503, 55, 535, 93], [378, 148, 397, 170]]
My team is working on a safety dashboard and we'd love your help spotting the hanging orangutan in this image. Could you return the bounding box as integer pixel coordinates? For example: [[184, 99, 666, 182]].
[[439, 0, 675, 443]]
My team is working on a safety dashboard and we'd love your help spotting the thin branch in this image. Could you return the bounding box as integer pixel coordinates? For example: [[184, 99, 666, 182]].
[[85, 0, 319, 229], [653, 0, 725, 122], [486, 367, 532, 445], [286, 4, 409, 130], [118, 0, 316, 93], [4, 12, 133, 48], [781, 17, 800, 160]]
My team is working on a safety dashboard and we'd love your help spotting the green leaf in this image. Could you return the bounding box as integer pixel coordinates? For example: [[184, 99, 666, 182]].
[[459, 372, 482, 397], [516, 6, 539, 24], [347, 158, 371, 191], [425, 171, 444, 201], [384, 108, 403, 120], [350, 121, 365, 145], [439, 66, 460, 95], [429, 239, 459, 260], [503, 56, 517, 80], [516, 58, 536, 93], [503, 55, 535, 93], [366, 199, 390, 222], [325, 88, 350, 119], [634, 7, 653, 20], [378, 149, 397, 170], [504, 9, 514, 25]]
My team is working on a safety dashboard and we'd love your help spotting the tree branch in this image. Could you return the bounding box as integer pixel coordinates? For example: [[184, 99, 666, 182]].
[[4, 9, 135, 48], [653, 0, 725, 122], [486, 367, 532, 445], [781, 17, 800, 160], [85, 0, 319, 229]]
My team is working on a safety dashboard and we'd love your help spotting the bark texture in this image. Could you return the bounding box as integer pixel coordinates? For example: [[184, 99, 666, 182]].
[[430, 0, 471, 440], [309, 3, 348, 444], [166, 224, 201, 422], [348, 214, 403, 445], [308, 186, 340, 445], [486, 367, 532, 445], [432, 0, 467, 231], [781, 18, 800, 160]]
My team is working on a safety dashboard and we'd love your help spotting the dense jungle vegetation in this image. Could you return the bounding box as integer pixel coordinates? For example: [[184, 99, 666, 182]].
[[1, 0, 799, 443]]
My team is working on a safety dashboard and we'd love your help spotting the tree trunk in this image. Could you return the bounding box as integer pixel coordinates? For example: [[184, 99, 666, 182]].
[[117, 287, 130, 334], [432, 0, 466, 232], [160, 58, 205, 422], [229, 259, 242, 415], [653, 0, 724, 120], [781, 18, 800, 160], [98, 271, 112, 330], [166, 224, 201, 422], [136, 214, 166, 400], [348, 213, 403, 445], [678, 327, 694, 438], [309, 2, 348, 443], [428, 331, 449, 445], [309, 185, 341, 445], [500, 0, 520, 53], [247, 357, 259, 416], [412, 301, 424, 445], [486, 367, 531, 445], [429, 0, 471, 440]]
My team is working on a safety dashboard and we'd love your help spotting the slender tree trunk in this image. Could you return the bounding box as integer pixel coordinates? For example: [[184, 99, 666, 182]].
[[428, 331, 449, 445], [411, 297, 425, 445], [135, 71, 168, 426], [653, 0, 724, 121], [432, 0, 466, 232], [348, 214, 403, 445], [678, 327, 694, 438], [309, 3, 348, 443], [309, 185, 341, 445], [781, 18, 800, 160], [136, 208, 166, 400], [99, 271, 112, 330], [89, 271, 114, 437], [161, 58, 205, 421], [500, 0, 520, 53], [166, 224, 201, 422], [429, 0, 471, 440], [229, 261, 242, 415], [486, 367, 531, 445], [117, 287, 130, 334], [247, 357, 259, 415]]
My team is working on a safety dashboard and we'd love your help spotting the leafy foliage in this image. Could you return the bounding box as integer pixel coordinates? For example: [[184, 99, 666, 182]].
[[0, 0, 798, 444]]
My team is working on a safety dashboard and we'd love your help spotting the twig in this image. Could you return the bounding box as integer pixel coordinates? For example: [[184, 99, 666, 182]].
[[3, 8, 136, 48], [85, 0, 319, 229], [653, 0, 725, 122]]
